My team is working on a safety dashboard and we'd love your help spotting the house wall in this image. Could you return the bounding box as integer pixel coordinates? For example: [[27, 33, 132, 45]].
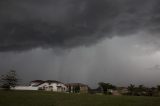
[[66, 85, 88, 93], [38, 83, 67, 92], [12, 86, 38, 91], [80, 86, 88, 93]]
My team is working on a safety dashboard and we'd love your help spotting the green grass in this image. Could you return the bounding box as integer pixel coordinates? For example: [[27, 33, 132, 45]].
[[0, 90, 160, 106]]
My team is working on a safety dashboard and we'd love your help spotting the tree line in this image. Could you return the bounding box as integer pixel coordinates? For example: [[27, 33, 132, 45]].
[[1, 70, 160, 96], [89, 83, 160, 96], [127, 84, 160, 96]]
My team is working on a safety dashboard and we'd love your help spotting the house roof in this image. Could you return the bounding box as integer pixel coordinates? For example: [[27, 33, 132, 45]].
[[31, 80, 88, 87], [31, 80, 63, 84]]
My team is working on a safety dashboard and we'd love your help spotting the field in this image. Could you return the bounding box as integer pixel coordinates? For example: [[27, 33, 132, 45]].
[[0, 90, 160, 106]]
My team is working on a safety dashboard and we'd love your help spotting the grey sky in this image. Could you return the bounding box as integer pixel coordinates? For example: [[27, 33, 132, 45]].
[[0, 0, 160, 88], [1, 34, 160, 87]]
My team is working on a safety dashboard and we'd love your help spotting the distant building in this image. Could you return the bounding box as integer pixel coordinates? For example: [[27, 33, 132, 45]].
[[12, 80, 89, 93], [66, 83, 89, 93], [13, 80, 67, 92]]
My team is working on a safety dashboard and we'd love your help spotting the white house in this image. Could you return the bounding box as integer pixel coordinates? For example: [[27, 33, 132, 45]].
[[13, 80, 67, 92], [38, 80, 67, 92]]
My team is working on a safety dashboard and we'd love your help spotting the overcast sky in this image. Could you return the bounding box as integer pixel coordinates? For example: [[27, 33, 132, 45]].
[[1, 0, 160, 88]]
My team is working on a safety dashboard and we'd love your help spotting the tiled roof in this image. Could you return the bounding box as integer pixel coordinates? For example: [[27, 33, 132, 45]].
[[31, 80, 64, 84]]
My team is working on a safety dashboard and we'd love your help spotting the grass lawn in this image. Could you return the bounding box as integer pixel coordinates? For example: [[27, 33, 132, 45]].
[[0, 90, 160, 106]]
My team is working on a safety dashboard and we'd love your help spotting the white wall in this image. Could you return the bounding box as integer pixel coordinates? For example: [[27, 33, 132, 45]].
[[12, 86, 38, 91]]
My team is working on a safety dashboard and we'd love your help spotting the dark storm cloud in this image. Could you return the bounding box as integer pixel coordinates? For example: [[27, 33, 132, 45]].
[[0, 0, 160, 51]]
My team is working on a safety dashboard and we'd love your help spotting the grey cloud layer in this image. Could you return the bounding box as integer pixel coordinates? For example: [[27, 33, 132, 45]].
[[0, 0, 160, 51]]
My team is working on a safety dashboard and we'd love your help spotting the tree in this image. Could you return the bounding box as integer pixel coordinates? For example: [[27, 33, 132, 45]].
[[136, 85, 146, 96], [138, 85, 144, 90], [157, 85, 160, 91], [127, 84, 135, 95], [68, 85, 71, 93], [0, 70, 18, 90], [98, 82, 116, 94], [74, 85, 80, 93]]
